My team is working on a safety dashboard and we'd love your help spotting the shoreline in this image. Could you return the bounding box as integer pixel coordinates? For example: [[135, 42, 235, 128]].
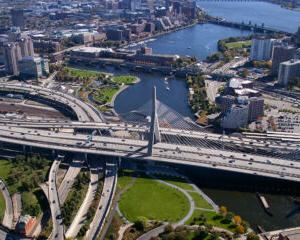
[[110, 76, 141, 109]]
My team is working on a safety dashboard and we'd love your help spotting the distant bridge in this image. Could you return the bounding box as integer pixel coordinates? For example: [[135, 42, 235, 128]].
[[207, 18, 292, 35]]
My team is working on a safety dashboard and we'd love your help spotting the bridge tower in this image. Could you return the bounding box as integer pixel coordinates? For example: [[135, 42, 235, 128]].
[[147, 86, 161, 156]]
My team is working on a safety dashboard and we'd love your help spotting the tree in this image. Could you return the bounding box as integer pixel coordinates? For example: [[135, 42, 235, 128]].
[[219, 206, 227, 216], [134, 216, 148, 231], [164, 224, 174, 233], [233, 215, 242, 225], [235, 225, 245, 234]]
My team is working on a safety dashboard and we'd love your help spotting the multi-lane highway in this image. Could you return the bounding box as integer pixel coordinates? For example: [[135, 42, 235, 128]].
[[0, 124, 299, 183], [85, 161, 118, 240], [0, 83, 104, 123]]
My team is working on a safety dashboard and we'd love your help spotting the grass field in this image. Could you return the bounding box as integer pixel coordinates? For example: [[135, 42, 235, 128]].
[[113, 75, 137, 85], [92, 87, 119, 104], [119, 177, 190, 223], [189, 192, 213, 209], [66, 67, 106, 78], [225, 40, 251, 49], [118, 175, 134, 191], [0, 192, 5, 221]]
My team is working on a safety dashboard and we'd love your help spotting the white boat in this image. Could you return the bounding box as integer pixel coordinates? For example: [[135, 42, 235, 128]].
[[166, 86, 170, 91]]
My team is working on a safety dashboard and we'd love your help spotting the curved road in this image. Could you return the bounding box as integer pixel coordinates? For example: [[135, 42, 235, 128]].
[[0, 179, 13, 229], [48, 159, 64, 240]]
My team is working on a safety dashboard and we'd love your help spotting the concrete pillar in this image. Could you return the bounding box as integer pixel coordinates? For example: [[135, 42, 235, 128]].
[[147, 86, 161, 156], [22, 145, 26, 154], [52, 149, 56, 159]]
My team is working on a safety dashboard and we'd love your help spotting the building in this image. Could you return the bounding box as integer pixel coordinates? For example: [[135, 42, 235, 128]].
[[16, 215, 36, 236], [3, 42, 22, 75], [18, 57, 43, 78], [278, 59, 300, 86], [33, 40, 62, 54], [215, 95, 235, 113], [220, 105, 249, 129], [271, 45, 296, 75], [106, 29, 124, 41], [248, 97, 264, 122], [250, 36, 275, 61], [11, 9, 25, 29]]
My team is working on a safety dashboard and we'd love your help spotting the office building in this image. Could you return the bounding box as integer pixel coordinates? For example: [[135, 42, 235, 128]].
[[11, 9, 25, 29], [248, 97, 264, 122], [278, 59, 300, 86], [271, 45, 296, 75], [3, 42, 22, 75], [215, 95, 235, 113], [250, 36, 275, 61]]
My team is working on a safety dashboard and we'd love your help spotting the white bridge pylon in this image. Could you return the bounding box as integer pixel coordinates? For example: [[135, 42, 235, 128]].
[[148, 86, 161, 156]]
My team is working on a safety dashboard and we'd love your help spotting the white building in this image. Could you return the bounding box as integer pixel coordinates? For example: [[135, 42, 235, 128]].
[[278, 59, 300, 86], [250, 36, 275, 61], [221, 104, 249, 129]]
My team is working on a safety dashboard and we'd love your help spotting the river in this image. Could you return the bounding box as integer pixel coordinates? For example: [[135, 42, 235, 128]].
[[113, 1, 300, 231], [197, 0, 300, 33]]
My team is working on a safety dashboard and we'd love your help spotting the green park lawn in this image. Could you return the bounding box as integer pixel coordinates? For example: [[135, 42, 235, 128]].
[[66, 67, 106, 78], [93, 87, 119, 104], [112, 75, 137, 85], [225, 40, 251, 49], [153, 174, 194, 191], [119, 177, 190, 223], [0, 157, 50, 217], [0, 192, 5, 221], [186, 210, 235, 232], [189, 191, 213, 209]]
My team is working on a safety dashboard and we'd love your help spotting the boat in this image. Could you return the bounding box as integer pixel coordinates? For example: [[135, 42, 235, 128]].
[[187, 46, 191, 49], [256, 192, 273, 216], [166, 86, 170, 91]]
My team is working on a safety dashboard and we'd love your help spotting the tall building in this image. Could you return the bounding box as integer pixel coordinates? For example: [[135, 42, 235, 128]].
[[11, 9, 25, 29], [278, 59, 300, 86], [3, 42, 22, 75], [271, 45, 296, 75], [18, 37, 34, 57], [3, 36, 35, 76], [250, 36, 275, 61]]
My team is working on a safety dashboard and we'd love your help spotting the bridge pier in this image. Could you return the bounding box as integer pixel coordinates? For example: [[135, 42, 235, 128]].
[[147, 86, 161, 156], [52, 149, 56, 159]]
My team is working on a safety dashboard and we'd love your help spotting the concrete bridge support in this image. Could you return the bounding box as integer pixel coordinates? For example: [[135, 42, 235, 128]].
[[147, 86, 161, 156]]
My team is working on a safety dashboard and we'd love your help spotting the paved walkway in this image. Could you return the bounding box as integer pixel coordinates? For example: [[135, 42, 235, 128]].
[[117, 223, 133, 240]]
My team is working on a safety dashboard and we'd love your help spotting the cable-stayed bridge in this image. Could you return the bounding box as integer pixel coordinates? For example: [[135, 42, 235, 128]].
[[0, 83, 300, 182]]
